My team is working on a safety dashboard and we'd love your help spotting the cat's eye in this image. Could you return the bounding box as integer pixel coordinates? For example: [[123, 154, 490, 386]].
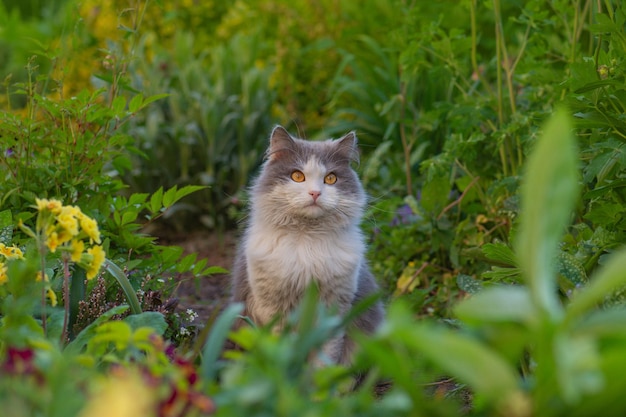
[[324, 173, 337, 185], [291, 170, 305, 182]]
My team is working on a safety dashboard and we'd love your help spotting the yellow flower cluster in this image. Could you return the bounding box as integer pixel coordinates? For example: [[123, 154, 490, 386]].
[[0, 244, 56, 306], [0, 243, 25, 285], [35, 198, 105, 280]]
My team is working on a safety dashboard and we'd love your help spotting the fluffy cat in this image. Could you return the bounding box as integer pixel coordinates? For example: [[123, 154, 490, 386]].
[[230, 125, 384, 365]]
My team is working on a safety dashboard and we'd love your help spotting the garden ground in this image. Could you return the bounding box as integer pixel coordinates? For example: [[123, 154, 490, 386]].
[[163, 229, 236, 323]]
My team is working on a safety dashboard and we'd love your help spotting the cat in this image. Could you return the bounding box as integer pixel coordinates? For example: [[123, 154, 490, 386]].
[[230, 125, 384, 365]]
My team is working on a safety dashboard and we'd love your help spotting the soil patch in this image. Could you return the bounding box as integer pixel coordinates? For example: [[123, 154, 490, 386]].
[[158, 229, 238, 323]]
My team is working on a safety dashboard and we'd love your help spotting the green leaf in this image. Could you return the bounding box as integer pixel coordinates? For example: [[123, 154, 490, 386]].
[[516, 108, 579, 319], [103, 259, 142, 315], [482, 242, 517, 266], [128, 93, 143, 113], [456, 274, 483, 294], [200, 303, 244, 381], [202, 265, 229, 275], [574, 308, 626, 337], [455, 286, 538, 325], [69, 268, 87, 340], [557, 252, 587, 286], [162, 186, 178, 208], [111, 95, 126, 114], [410, 323, 522, 404], [149, 187, 164, 214], [124, 312, 168, 335], [177, 253, 197, 273], [141, 93, 170, 107], [421, 174, 451, 215], [482, 266, 522, 282], [192, 258, 208, 275], [0, 209, 12, 244], [566, 248, 626, 321], [174, 185, 206, 202], [65, 305, 129, 354]]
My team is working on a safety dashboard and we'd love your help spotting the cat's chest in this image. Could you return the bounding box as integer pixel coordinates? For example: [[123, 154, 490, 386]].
[[246, 226, 363, 286]]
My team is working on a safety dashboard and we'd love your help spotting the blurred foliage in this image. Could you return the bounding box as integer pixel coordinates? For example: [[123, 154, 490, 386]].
[[2, 0, 626, 415]]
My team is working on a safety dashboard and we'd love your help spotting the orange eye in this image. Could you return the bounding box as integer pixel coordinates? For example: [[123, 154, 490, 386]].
[[324, 173, 337, 185], [291, 170, 305, 182]]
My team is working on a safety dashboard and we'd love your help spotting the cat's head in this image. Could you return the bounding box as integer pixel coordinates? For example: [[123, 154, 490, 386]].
[[251, 126, 366, 228]]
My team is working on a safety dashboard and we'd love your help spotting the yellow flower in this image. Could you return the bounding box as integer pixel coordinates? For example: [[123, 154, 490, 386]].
[[56, 229, 73, 246], [35, 271, 50, 282], [36, 198, 63, 214], [47, 288, 58, 307], [0, 262, 7, 285], [78, 368, 155, 417], [71, 239, 85, 262], [79, 214, 101, 244], [47, 231, 60, 253], [57, 206, 80, 236], [86, 245, 105, 280], [0, 243, 24, 260]]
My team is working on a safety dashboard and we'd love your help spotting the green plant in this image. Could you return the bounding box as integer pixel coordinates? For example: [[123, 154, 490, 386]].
[[124, 31, 277, 229]]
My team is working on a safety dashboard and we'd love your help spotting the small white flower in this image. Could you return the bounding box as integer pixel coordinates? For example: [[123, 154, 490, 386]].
[[179, 326, 190, 336], [186, 309, 198, 322]]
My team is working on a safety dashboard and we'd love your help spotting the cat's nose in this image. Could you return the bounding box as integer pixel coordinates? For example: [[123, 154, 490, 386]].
[[309, 190, 321, 202]]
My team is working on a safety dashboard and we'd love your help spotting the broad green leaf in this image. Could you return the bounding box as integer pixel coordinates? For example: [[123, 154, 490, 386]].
[[455, 286, 538, 325], [65, 305, 129, 354], [566, 248, 626, 321], [516, 108, 579, 319], [557, 252, 587, 286], [554, 332, 603, 404], [124, 312, 168, 335], [456, 274, 483, 294], [410, 323, 522, 403], [574, 308, 626, 337]]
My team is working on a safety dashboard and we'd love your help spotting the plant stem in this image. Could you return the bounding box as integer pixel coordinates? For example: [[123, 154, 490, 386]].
[[61, 256, 71, 344], [399, 79, 413, 197]]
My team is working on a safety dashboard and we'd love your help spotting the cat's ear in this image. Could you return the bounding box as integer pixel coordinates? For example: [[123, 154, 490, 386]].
[[336, 131, 360, 164], [267, 125, 294, 161]]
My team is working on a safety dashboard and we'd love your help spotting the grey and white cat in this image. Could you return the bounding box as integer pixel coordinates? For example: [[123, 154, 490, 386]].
[[230, 125, 384, 365]]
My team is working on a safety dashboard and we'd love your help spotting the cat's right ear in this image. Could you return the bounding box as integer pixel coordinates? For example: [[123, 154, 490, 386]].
[[267, 125, 294, 161]]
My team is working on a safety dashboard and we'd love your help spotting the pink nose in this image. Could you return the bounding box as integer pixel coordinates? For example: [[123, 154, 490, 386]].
[[309, 190, 321, 202]]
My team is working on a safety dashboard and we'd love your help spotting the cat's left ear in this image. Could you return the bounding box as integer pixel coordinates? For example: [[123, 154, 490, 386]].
[[267, 125, 295, 161], [336, 132, 360, 164]]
